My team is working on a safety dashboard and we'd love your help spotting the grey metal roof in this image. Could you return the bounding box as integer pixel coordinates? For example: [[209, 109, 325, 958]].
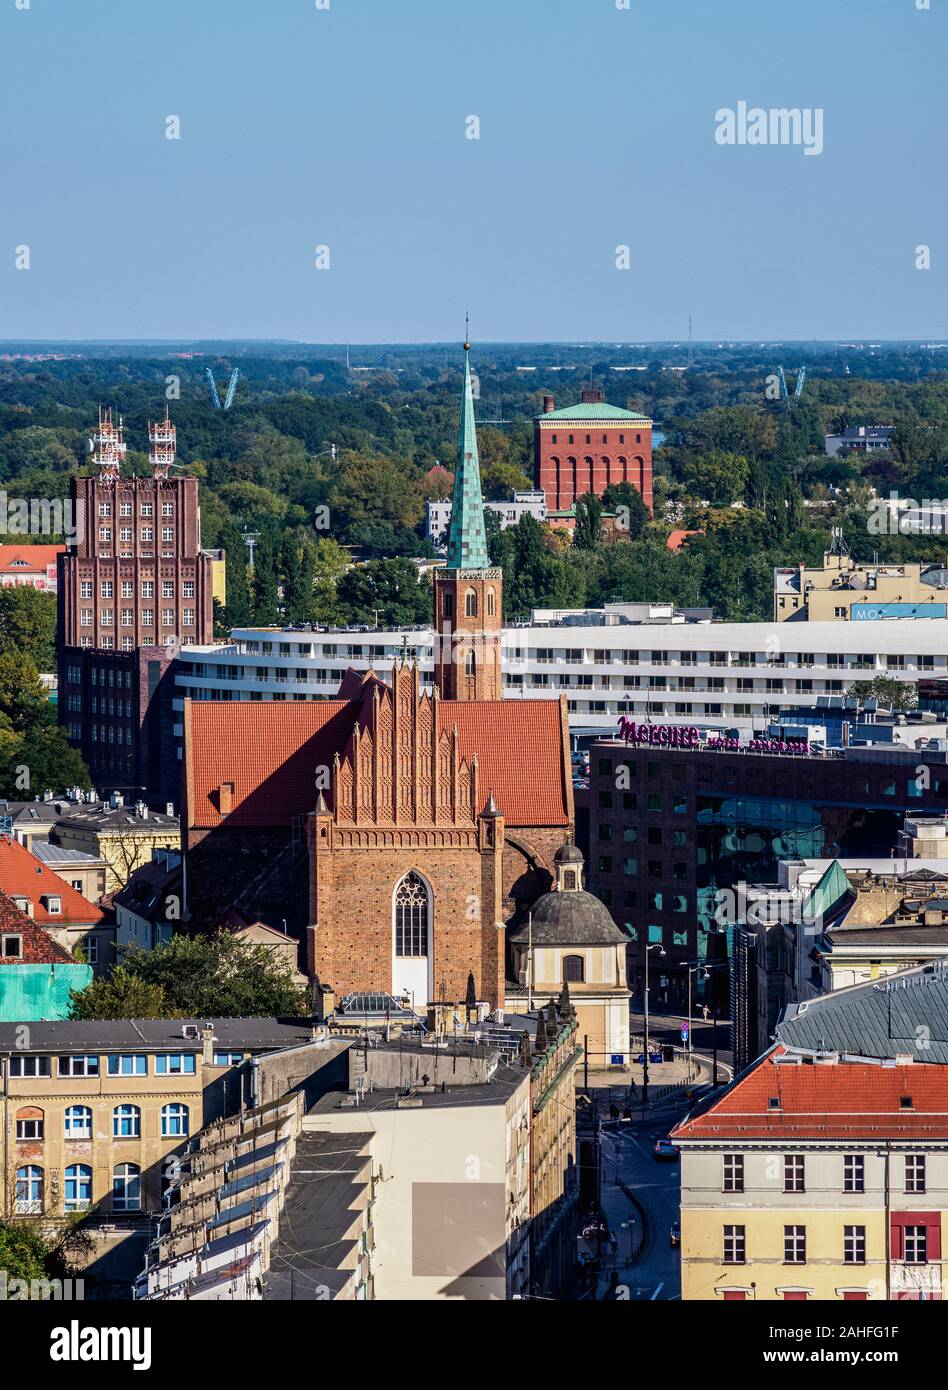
[[778, 963, 948, 1062], [31, 842, 104, 866], [509, 889, 627, 946]]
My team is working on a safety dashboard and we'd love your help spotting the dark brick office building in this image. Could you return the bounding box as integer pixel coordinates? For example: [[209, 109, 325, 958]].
[[57, 409, 217, 802], [587, 729, 948, 1011]]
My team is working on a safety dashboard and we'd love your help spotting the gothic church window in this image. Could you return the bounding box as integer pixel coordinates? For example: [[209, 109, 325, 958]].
[[395, 872, 429, 957]]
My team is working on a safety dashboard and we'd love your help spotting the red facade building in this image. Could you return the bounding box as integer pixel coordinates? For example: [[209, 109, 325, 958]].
[[533, 387, 653, 514]]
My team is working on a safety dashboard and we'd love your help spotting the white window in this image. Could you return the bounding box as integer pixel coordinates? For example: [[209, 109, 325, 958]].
[[98, 502, 112, 517], [844, 1226, 866, 1264], [121, 637, 133, 652], [142, 581, 154, 598], [15, 1165, 44, 1215], [140, 503, 153, 517], [64, 1105, 93, 1138], [58, 1055, 99, 1078], [80, 581, 93, 599], [10, 1055, 49, 1077], [723, 1225, 745, 1264], [2, 933, 23, 958], [16, 1114, 44, 1140], [156, 1054, 195, 1075], [183, 581, 195, 599], [80, 610, 93, 626], [141, 527, 153, 542], [162, 527, 174, 543], [101, 609, 112, 626], [142, 610, 154, 627], [121, 580, 133, 598], [64, 1164, 92, 1212], [183, 608, 195, 626], [113, 1163, 141, 1212], [905, 1154, 926, 1193], [121, 609, 134, 627], [784, 1225, 806, 1264], [112, 1104, 141, 1138], [120, 501, 133, 517], [161, 1103, 189, 1137], [162, 501, 173, 517], [162, 609, 174, 626], [120, 527, 133, 543], [904, 1225, 928, 1265], [99, 527, 112, 542], [101, 581, 113, 598], [162, 581, 174, 599]]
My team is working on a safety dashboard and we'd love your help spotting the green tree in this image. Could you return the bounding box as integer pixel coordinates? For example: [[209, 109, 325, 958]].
[[336, 558, 430, 627], [682, 451, 750, 507], [71, 934, 308, 1019], [573, 493, 603, 550], [69, 966, 169, 1020], [218, 522, 252, 628], [0, 586, 57, 670], [251, 535, 280, 625], [601, 481, 649, 540], [847, 676, 919, 713]]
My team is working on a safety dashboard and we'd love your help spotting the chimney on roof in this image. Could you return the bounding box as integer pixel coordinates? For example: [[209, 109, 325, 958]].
[[542, 394, 555, 414], [581, 386, 604, 405], [201, 1024, 215, 1066], [218, 782, 234, 816]]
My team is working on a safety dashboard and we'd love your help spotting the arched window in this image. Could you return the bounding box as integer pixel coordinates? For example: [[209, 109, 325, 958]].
[[64, 1105, 92, 1138], [464, 649, 476, 678], [113, 1163, 141, 1212], [65, 1163, 93, 1212], [113, 1104, 141, 1138], [563, 954, 585, 983], [563, 869, 577, 891], [394, 872, 429, 958], [464, 589, 478, 618], [486, 588, 496, 617], [15, 1106, 43, 1141], [161, 1103, 189, 1138], [15, 1165, 43, 1215]]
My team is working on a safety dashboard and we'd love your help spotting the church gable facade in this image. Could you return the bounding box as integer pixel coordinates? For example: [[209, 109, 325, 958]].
[[309, 664, 507, 1007]]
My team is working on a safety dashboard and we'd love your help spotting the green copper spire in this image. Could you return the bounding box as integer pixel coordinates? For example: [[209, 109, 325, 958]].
[[446, 333, 490, 571]]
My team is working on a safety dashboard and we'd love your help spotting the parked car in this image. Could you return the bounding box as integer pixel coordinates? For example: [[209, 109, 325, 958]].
[[669, 1220, 681, 1248], [581, 1218, 608, 1240], [652, 1138, 679, 1161]]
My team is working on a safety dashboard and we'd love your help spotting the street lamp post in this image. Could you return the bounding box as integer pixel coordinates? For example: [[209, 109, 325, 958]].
[[642, 943, 666, 1114], [687, 965, 701, 1082]]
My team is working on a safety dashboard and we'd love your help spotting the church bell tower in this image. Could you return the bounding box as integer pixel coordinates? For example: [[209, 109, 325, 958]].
[[433, 331, 503, 701]]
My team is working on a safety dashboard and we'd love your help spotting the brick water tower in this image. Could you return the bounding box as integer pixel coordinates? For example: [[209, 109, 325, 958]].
[[534, 386, 653, 514]]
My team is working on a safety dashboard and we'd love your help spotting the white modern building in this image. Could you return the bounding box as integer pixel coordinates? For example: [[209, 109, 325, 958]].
[[425, 490, 547, 547], [173, 607, 948, 743]]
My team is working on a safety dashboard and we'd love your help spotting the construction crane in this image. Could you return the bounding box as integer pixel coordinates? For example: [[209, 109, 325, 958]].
[[776, 365, 806, 406], [206, 366, 240, 410]]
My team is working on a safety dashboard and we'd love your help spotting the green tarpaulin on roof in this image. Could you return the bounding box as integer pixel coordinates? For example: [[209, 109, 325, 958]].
[[0, 963, 92, 1021]]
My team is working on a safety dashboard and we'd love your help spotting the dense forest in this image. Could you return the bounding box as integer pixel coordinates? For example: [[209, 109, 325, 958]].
[[2, 340, 948, 634]]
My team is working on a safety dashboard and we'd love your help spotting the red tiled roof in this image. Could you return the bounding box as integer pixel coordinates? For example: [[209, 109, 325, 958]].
[[0, 891, 75, 964], [441, 699, 570, 826], [185, 693, 570, 830], [0, 544, 65, 572], [666, 529, 702, 552], [672, 1046, 948, 1142], [0, 837, 105, 927]]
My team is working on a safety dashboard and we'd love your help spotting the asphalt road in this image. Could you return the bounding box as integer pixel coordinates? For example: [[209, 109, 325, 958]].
[[594, 1091, 692, 1301]]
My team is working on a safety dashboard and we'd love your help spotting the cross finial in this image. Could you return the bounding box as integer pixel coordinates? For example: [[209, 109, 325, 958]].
[[464, 311, 470, 352]]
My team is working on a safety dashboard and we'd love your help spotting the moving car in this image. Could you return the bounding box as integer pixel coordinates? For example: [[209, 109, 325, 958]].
[[652, 1137, 679, 1161]]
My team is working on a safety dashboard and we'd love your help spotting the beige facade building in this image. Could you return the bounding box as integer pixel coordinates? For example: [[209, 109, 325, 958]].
[[774, 540, 948, 623], [673, 967, 948, 1302], [507, 843, 631, 1068]]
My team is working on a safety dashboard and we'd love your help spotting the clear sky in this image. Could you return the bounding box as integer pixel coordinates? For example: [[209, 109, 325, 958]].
[[0, 0, 944, 343]]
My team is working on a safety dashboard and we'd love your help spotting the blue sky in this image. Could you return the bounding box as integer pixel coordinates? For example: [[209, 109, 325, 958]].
[[0, 0, 943, 342]]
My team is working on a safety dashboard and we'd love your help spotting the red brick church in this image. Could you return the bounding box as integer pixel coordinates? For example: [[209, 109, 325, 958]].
[[183, 340, 574, 1008]]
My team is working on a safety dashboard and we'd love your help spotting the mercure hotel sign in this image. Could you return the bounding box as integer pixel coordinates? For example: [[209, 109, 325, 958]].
[[616, 717, 809, 756]]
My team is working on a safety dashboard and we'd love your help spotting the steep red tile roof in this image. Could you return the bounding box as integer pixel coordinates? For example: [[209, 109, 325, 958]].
[[672, 1045, 948, 1142], [0, 544, 65, 574], [0, 837, 105, 927], [441, 699, 570, 826], [185, 693, 571, 830], [0, 891, 75, 964]]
